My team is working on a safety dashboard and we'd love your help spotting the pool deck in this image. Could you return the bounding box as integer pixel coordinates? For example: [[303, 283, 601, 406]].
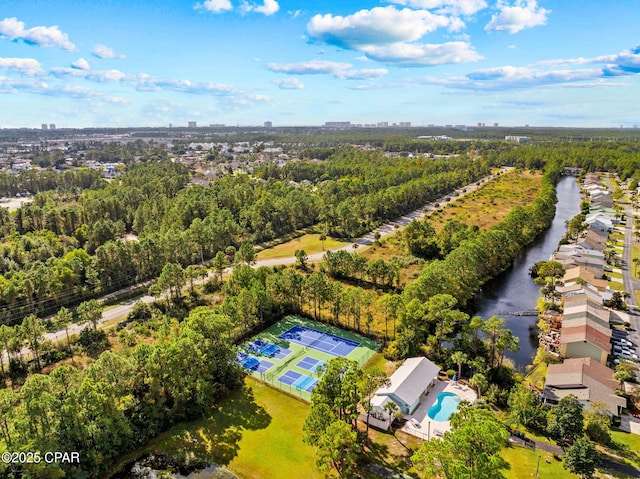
[[400, 379, 477, 440]]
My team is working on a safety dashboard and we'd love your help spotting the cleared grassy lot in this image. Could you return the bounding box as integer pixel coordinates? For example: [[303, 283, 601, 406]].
[[106, 377, 321, 479], [429, 170, 543, 233], [361, 170, 543, 266], [256, 233, 350, 260], [500, 444, 576, 479]]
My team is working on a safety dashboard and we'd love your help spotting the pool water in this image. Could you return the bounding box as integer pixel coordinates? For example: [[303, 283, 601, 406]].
[[427, 392, 462, 421]]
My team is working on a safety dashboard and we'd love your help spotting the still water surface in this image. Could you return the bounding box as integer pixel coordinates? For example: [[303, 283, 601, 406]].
[[472, 175, 582, 369]]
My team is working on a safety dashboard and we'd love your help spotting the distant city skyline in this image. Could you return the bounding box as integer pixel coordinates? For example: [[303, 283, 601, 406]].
[[0, 1, 639, 128]]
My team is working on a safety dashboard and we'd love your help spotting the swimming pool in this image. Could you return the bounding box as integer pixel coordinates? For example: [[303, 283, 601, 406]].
[[427, 392, 462, 421]]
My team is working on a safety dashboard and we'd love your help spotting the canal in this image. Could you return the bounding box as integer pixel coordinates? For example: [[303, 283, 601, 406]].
[[472, 175, 582, 369]]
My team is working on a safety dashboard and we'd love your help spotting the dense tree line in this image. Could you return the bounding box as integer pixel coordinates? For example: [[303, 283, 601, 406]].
[[0, 169, 103, 197], [321, 250, 400, 289], [0, 148, 488, 324], [0, 309, 243, 479]]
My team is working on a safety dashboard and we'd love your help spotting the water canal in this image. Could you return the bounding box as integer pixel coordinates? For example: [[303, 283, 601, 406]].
[[472, 175, 582, 369]]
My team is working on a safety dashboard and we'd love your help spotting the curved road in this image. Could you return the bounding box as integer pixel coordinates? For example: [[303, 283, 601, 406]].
[[2, 168, 511, 363]]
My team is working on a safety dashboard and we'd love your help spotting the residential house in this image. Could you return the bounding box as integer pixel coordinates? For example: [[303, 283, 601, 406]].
[[368, 357, 440, 431], [542, 357, 626, 417]]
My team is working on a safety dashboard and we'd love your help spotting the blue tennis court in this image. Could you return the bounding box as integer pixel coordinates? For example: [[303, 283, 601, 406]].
[[297, 356, 326, 373], [278, 325, 360, 357], [237, 352, 274, 373], [277, 370, 318, 392], [246, 340, 291, 359]]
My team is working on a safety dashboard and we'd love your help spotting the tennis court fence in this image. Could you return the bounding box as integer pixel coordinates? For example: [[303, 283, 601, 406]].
[[256, 370, 313, 401], [252, 345, 378, 402]]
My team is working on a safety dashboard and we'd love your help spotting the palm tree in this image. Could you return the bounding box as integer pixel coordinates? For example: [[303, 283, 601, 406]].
[[451, 351, 468, 381], [470, 373, 488, 399], [383, 401, 402, 430]]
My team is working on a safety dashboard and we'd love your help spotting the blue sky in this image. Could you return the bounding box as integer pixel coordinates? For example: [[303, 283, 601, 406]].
[[0, 0, 638, 128]]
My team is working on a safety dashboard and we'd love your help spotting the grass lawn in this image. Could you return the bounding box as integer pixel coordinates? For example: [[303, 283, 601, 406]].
[[363, 352, 399, 377], [609, 271, 624, 279], [365, 428, 423, 474], [524, 360, 548, 391], [633, 244, 640, 281], [106, 377, 321, 479], [500, 444, 576, 479], [609, 429, 640, 470], [608, 281, 625, 291], [257, 234, 350, 260], [429, 170, 543, 234]]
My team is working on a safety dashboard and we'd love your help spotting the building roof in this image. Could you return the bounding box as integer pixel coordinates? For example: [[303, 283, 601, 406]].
[[562, 266, 608, 291], [556, 256, 605, 273], [587, 225, 610, 238], [563, 301, 610, 322], [563, 312, 610, 332], [578, 231, 608, 251], [543, 358, 625, 416], [375, 357, 440, 408], [559, 324, 611, 353], [557, 244, 605, 259], [561, 285, 604, 304]]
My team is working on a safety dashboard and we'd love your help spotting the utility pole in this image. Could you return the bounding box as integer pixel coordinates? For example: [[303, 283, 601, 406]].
[[535, 455, 541, 478]]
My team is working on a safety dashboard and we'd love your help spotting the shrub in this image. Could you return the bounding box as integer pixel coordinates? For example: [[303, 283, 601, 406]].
[[78, 328, 109, 356]]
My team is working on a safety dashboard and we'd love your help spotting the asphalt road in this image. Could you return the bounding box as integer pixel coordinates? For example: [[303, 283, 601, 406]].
[[621, 200, 640, 363]]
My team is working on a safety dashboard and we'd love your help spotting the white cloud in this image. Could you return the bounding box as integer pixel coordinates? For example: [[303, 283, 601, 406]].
[[199, 0, 233, 13], [267, 60, 388, 80], [611, 45, 640, 74], [273, 78, 304, 89], [0, 17, 76, 51], [51, 67, 128, 82], [386, 0, 488, 16], [0, 76, 103, 98], [92, 44, 125, 59], [362, 41, 482, 66], [412, 44, 640, 91], [71, 58, 90, 70], [49, 63, 268, 104], [105, 96, 128, 104], [0, 57, 44, 76], [534, 45, 640, 75], [241, 0, 280, 16], [268, 60, 353, 75], [288, 10, 302, 19], [341, 68, 390, 80], [306, 6, 479, 67], [307, 7, 455, 49], [485, 0, 550, 34], [418, 66, 604, 91]]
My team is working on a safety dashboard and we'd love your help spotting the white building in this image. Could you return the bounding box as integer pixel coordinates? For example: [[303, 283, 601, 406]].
[[367, 357, 440, 431]]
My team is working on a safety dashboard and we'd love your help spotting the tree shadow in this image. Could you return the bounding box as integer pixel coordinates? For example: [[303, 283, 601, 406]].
[[179, 385, 272, 466]]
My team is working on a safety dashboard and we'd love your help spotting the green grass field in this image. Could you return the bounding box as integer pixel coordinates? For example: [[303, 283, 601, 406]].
[[256, 234, 350, 260], [239, 316, 380, 400], [105, 377, 321, 479], [608, 281, 626, 291], [609, 429, 640, 470], [500, 444, 577, 479]]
